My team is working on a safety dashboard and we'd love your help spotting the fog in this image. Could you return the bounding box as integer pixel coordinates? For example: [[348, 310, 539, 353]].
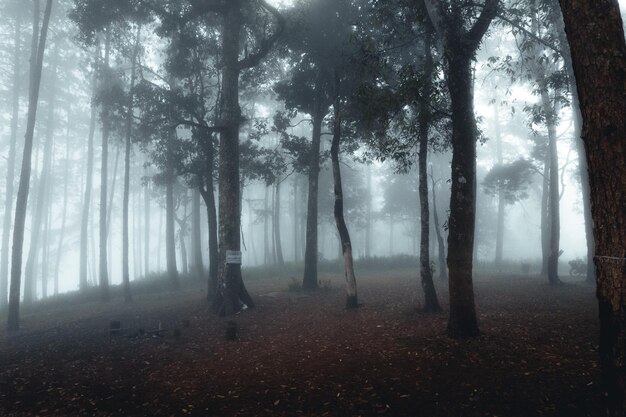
[[0, 0, 606, 300]]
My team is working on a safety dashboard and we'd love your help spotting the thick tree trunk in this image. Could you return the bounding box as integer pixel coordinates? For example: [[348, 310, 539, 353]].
[[1, 12, 22, 306], [557, 2, 626, 415], [302, 99, 324, 291], [79, 46, 99, 291], [214, 4, 254, 314], [99, 29, 111, 301], [424, 0, 497, 338], [330, 83, 358, 309], [418, 32, 440, 313], [446, 52, 480, 338], [8, 0, 53, 331]]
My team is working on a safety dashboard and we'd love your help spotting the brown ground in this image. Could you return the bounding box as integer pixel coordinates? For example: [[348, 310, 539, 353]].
[[0, 271, 602, 416]]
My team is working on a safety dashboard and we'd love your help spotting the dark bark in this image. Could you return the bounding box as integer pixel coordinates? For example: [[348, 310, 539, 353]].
[[79, 46, 99, 291], [430, 171, 447, 281], [302, 99, 324, 291], [191, 188, 204, 278], [214, 3, 253, 314], [8, 0, 53, 331], [99, 29, 111, 301], [330, 78, 358, 309], [545, 102, 561, 285], [274, 181, 284, 265], [122, 27, 140, 302], [198, 135, 219, 302], [445, 52, 479, 337], [1, 12, 21, 306], [425, 0, 499, 338], [418, 32, 440, 313], [557, 1, 626, 415], [165, 170, 180, 289]]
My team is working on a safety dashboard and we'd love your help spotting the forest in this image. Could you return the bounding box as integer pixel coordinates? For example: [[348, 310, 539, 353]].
[[0, 0, 624, 416]]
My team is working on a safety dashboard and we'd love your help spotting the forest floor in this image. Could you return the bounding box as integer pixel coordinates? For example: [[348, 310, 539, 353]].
[[0, 269, 602, 417]]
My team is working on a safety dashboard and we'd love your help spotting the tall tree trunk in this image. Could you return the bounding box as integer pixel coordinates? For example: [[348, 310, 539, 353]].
[[330, 84, 358, 309], [554, 15, 595, 283], [122, 26, 140, 302], [191, 188, 204, 278], [557, 1, 626, 414], [430, 170, 447, 281], [424, 0, 497, 338], [302, 89, 324, 291], [41, 184, 52, 299], [165, 171, 179, 288], [544, 97, 561, 285], [417, 32, 440, 313], [293, 176, 299, 263], [365, 164, 372, 258], [494, 104, 505, 269], [199, 134, 219, 302], [79, 46, 99, 291], [540, 151, 550, 275], [54, 115, 71, 295], [1, 11, 22, 306], [199, 175, 218, 302], [274, 181, 284, 265], [445, 52, 480, 338], [214, 4, 254, 314], [23, 43, 58, 304], [144, 164, 150, 276], [8, 0, 53, 331], [99, 29, 111, 301], [264, 186, 271, 264]]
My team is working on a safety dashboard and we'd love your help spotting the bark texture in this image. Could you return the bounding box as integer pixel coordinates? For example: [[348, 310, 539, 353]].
[[417, 31, 440, 313], [424, 0, 499, 338], [557, 1, 626, 415], [302, 102, 324, 291], [330, 82, 358, 309]]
